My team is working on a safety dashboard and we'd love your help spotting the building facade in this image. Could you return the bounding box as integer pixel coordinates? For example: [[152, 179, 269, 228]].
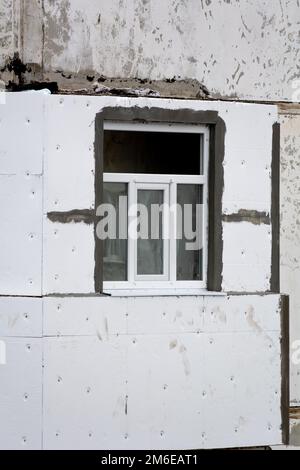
[[0, 0, 299, 449]]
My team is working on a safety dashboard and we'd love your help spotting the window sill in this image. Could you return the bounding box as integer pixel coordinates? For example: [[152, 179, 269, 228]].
[[103, 289, 227, 297]]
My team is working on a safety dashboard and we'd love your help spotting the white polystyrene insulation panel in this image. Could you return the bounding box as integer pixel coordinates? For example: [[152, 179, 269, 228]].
[[221, 104, 274, 214], [0, 337, 42, 450], [43, 296, 127, 337], [44, 95, 95, 212], [42, 294, 282, 450], [43, 294, 281, 336], [43, 217, 95, 294], [222, 221, 272, 292], [0, 92, 44, 175], [0, 174, 43, 296], [222, 147, 272, 215], [0, 296, 42, 450], [43, 335, 128, 450], [0, 297, 42, 337], [124, 330, 281, 450]]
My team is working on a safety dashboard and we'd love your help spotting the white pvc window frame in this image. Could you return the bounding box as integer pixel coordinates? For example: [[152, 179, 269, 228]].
[[103, 121, 209, 293], [135, 182, 169, 282]]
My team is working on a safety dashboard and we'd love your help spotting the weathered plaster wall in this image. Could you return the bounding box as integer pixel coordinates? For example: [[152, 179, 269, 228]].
[[280, 112, 300, 408], [0, 0, 15, 66], [1, 0, 300, 101]]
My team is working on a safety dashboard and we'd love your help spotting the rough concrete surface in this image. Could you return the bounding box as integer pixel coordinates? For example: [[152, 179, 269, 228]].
[[1, 0, 300, 101]]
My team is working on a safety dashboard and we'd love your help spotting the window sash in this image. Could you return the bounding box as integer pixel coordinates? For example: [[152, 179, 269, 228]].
[[134, 183, 169, 281], [103, 175, 207, 290]]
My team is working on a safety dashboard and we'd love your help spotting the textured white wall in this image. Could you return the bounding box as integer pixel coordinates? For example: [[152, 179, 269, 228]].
[[1, 0, 300, 102]]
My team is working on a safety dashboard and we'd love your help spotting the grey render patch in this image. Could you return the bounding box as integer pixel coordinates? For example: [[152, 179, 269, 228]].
[[93, 84, 160, 97], [47, 209, 95, 225], [271, 122, 280, 293], [222, 210, 271, 225], [1, 55, 211, 99]]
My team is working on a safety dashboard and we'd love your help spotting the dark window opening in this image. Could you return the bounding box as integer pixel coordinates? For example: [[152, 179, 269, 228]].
[[104, 130, 203, 175]]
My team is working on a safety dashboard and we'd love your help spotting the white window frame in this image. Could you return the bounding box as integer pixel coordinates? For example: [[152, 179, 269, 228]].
[[135, 182, 169, 282], [102, 121, 209, 293]]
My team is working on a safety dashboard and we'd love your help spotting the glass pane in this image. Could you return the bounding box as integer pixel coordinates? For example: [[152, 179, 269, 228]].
[[103, 183, 127, 281], [137, 189, 164, 275], [177, 185, 203, 281], [104, 130, 203, 175]]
